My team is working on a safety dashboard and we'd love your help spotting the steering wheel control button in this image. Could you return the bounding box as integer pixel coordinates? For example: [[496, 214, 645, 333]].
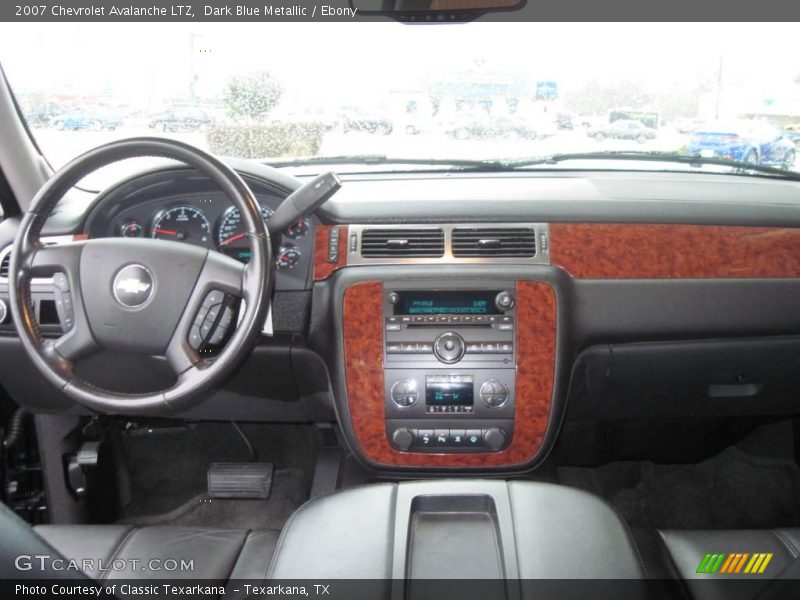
[[433, 331, 466, 364], [391, 379, 418, 407], [209, 306, 235, 345], [112, 264, 154, 309], [495, 290, 515, 312], [52, 272, 70, 292]]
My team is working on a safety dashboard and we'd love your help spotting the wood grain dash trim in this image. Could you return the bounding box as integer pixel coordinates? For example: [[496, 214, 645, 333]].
[[342, 280, 556, 468], [550, 223, 800, 279], [313, 225, 347, 281]]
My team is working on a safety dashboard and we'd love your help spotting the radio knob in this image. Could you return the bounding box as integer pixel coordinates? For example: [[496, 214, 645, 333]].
[[390, 379, 418, 407], [0, 298, 7, 324], [433, 331, 465, 364], [388, 291, 400, 305], [480, 379, 509, 408], [483, 427, 507, 451], [392, 427, 415, 451], [495, 291, 515, 312]]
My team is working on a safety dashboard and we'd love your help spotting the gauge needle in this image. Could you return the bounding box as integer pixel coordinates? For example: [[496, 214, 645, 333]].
[[220, 232, 247, 246], [154, 228, 178, 236]]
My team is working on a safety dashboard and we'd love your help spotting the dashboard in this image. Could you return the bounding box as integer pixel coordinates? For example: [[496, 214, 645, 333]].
[[82, 169, 315, 291], [4, 162, 800, 474]]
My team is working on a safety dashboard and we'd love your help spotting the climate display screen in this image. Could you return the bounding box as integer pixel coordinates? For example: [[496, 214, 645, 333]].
[[426, 376, 474, 406], [395, 291, 500, 315]]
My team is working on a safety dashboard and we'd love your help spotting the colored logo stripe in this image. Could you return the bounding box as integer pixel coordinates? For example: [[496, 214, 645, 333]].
[[696, 553, 773, 575]]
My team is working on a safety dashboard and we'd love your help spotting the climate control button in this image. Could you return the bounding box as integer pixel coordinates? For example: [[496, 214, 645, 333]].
[[480, 379, 509, 408], [392, 427, 414, 451], [390, 379, 418, 407]]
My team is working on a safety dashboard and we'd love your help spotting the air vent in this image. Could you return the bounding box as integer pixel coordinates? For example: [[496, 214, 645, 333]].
[[0, 250, 9, 280], [361, 228, 444, 258], [452, 227, 537, 258]]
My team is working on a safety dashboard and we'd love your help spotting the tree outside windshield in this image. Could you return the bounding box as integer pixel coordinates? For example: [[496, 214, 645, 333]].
[[1, 22, 798, 180]]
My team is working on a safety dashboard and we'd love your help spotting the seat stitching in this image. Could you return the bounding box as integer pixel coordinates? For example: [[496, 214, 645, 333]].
[[98, 527, 138, 583], [771, 529, 800, 559]]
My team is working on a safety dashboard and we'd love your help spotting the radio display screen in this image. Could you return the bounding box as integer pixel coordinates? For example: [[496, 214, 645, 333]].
[[426, 375, 474, 406], [395, 291, 500, 315]]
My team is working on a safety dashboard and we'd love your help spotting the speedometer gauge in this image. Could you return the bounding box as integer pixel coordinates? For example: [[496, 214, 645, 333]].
[[152, 206, 212, 247], [216, 205, 273, 261]]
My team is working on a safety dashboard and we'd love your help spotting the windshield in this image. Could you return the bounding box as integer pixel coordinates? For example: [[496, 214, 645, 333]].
[[1, 22, 799, 181]]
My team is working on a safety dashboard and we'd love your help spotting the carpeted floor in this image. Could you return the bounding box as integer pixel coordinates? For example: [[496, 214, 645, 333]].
[[115, 422, 319, 530], [120, 468, 307, 530], [557, 420, 800, 530]]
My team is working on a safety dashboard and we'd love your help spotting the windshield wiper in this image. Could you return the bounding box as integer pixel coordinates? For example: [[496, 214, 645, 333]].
[[503, 151, 800, 181], [267, 154, 507, 171]]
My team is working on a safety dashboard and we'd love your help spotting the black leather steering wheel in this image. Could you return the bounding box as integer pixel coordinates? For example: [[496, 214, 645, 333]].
[[8, 138, 272, 414]]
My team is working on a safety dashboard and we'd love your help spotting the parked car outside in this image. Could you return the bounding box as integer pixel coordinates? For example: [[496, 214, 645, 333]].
[[51, 110, 123, 131], [339, 109, 393, 135], [148, 108, 215, 132], [783, 125, 800, 150], [685, 120, 796, 169], [588, 118, 657, 142], [444, 114, 539, 140]]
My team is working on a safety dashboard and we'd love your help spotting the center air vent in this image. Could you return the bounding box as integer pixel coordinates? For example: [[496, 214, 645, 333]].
[[361, 228, 444, 258], [452, 227, 537, 258]]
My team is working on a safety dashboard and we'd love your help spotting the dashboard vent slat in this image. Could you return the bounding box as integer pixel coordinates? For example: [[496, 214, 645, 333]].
[[452, 227, 537, 258], [361, 228, 444, 258], [0, 250, 10, 280]]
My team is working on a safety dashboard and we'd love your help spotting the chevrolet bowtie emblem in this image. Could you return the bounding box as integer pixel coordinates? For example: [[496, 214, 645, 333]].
[[112, 264, 154, 308], [116, 279, 151, 294]]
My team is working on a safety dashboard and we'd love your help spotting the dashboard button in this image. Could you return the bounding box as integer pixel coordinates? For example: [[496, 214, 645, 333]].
[[434, 430, 449, 445], [450, 430, 466, 445], [417, 430, 434, 446], [466, 430, 482, 446]]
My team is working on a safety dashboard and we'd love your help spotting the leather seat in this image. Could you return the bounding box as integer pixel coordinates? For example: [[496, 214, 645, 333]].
[[657, 528, 800, 600], [33, 525, 279, 581], [0, 501, 278, 581]]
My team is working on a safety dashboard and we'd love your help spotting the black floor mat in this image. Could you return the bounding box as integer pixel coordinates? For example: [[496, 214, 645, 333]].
[[120, 468, 307, 530], [115, 422, 319, 530], [558, 420, 800, 530]]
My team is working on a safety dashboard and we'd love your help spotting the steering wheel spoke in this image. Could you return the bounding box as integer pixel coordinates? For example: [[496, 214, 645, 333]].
[[163, 251, 248, 377], [26, 241, 84, 279]]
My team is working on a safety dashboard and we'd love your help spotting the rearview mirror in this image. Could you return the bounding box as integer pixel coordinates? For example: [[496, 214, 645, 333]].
[[351, 0, 526, 21]]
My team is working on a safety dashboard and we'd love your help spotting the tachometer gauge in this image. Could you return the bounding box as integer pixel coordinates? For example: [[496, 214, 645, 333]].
[[284, 218, 309, 239], [151, 206, 212, 247], [216, 205, 274, 261], [276, 245, 301, 270]]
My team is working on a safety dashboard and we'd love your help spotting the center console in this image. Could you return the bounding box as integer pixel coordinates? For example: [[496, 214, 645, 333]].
[[341, 278, 557, 469], [383, 286, 517, 452]]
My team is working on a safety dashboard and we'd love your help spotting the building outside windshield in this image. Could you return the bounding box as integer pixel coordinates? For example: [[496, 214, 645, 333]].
[[1, 22, 798, 183]]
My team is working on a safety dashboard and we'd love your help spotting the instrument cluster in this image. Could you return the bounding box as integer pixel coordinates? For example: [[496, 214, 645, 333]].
[[115, 202, 309, 272], [85, 189, 316, 291]]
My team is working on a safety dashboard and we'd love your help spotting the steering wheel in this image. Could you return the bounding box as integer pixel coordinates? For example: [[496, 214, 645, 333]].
[[8, 138, 272, 414]]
